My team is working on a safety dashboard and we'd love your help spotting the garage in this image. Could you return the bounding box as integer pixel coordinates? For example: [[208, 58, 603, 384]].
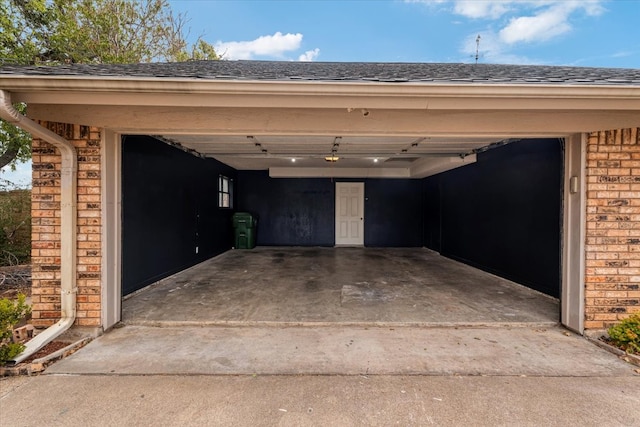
[[2, 60, 639, 345], [119, 133, 561, 325]]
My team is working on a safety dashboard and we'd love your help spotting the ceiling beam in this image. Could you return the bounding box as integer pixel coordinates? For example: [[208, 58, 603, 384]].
[[28, 105, 640, 136], [410, 154, 477, 178], [269, 167, 411, 178]]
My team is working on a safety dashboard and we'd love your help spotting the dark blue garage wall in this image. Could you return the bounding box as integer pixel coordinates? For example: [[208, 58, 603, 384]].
[[121, 136, 237, 295], [364, 179, 423, 247], [236, 171, 334, 246], [423, 139, 562, 297], [236, 171, 423, 247], [423, 178, 441, 251]]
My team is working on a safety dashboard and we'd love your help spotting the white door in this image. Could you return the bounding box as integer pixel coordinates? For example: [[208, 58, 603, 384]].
[[335, 182, 364, 246]]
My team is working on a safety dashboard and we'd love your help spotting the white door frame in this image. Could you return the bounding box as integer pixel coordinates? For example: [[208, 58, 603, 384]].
[[101, 130, 122, 330], [335, 182, 365, 246], [561, 133, 586, 334]]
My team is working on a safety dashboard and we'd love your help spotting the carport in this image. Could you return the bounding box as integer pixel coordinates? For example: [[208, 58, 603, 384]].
[[1, 61, 639, 344]]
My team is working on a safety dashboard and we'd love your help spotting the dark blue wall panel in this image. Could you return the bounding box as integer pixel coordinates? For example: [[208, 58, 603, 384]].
[[423, 139, 562, 297], [121, 136, 236, 295], [236, 171, 335, 246], [364, 179, 423, 247], [237, 172, 424, 247], [422, 177, 441, 251]]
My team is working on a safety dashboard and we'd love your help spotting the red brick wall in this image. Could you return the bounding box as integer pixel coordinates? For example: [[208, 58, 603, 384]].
[[585, 128, 640, 329], [31, 123, 102, 328]]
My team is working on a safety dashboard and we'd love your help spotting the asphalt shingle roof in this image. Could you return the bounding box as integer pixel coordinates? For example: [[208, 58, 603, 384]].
[[1, 60, 640, 86]]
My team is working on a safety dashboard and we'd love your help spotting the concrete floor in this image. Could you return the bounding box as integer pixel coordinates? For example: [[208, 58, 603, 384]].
[[122, 247, 558, 326]]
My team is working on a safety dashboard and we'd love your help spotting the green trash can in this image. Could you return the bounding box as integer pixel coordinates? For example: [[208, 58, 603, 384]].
[[232, 212, 257, 249]]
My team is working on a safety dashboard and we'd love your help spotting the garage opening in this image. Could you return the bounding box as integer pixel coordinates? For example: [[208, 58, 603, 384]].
[[120, 135, 561, 324], [423, 138, 562, 297], [121, 135, 237, 295]]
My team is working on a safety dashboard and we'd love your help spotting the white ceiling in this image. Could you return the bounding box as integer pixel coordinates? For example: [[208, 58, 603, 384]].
[[164, 134, 499, 172]]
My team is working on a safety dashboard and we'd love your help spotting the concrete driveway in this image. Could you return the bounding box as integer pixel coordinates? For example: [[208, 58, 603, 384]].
[[2, 374, 639, 426], [43, 325, 635, 377], [2, 249, 638, 425], [1, 324, 639, 426]]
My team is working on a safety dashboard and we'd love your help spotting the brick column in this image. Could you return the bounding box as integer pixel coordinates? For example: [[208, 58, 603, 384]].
[[31, 123, 102, 328], [585, 127, 640, 330]]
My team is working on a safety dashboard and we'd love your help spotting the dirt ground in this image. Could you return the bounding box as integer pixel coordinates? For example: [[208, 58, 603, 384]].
[[0, 264, 67, 371], [0, 264, 31, 299]]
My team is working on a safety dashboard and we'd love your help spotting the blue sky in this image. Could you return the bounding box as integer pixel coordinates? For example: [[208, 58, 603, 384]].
[[2, 0, 639, 186], [170, 0, 640, 67]]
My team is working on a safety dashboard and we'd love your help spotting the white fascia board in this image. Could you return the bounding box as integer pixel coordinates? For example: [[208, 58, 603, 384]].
[[2, 76, 640, 110], [410, 154, 477, 178], [269, 167, 411, 178]]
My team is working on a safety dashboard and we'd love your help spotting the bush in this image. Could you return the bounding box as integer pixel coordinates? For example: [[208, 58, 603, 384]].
[[0, 293, 31, 364], [607, 313, 640, 355]]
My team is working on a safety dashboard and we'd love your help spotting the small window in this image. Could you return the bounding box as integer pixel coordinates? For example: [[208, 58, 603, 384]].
[[218, 175, 233, 208]]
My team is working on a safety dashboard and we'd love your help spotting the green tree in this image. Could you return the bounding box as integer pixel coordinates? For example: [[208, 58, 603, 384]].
[[0, 104, 31, 170], [0, 0, 217, 169]]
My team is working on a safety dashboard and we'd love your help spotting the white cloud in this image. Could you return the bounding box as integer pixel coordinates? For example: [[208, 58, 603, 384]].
[[453, 1, 512, 19], [409, 0, 608, 63], [404, 0, 447, 3], [215, 32, 303, 60], [580, 0, 606, 16], [611, 51, 634, 59], [499, 4, 572, 44], [411, 0, 606, 63], [407, 0, 535, 19], [410, 1, 605, 23], [298, 48, 320, 62], [499, 1, 605, 44]]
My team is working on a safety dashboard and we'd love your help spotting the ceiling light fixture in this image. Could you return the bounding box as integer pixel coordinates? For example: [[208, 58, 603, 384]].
[[373, 158, 379, 163], [291, 158, 296, 163], [325, 155, 339, 162]]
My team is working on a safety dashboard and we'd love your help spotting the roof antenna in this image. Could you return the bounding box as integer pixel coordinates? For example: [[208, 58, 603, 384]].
[[475, 35, 481, 64]]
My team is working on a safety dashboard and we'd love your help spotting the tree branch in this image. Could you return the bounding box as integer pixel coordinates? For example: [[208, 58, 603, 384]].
[[0, 145, 19, 170]]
